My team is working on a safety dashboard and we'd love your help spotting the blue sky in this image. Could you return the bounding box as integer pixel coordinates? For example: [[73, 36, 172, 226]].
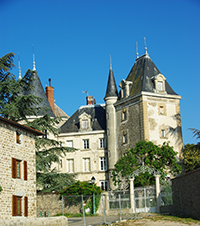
[[0, 0, 200, 145]]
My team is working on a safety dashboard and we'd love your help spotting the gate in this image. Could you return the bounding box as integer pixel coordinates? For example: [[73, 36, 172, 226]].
[[134, 186, 156, 213]]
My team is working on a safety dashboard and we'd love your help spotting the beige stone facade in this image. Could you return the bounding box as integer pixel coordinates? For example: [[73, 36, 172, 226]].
[[0, 117, 43, 219]]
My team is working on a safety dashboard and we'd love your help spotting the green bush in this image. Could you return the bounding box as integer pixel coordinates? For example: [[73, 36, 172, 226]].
[[60, 181, 102, 214], [0, 186, 2, 192]]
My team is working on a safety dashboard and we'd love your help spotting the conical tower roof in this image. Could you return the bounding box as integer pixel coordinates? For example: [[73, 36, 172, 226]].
[[24, 70, 55, 117], [126, 54, 177, 97], [104, 66, 118, 99]]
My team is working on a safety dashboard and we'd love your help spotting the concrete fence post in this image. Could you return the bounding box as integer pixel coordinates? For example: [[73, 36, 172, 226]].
[[155, 174, 161, 213], [129, 177, 135, 213]]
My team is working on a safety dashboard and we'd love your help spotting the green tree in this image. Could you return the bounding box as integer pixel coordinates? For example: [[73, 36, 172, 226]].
[[112, 140, 181, 187], [0, 53, 41, 121], [0, 53, 75, 192]]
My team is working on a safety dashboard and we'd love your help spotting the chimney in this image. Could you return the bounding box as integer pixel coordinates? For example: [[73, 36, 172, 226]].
[[86, 96, 93, 105], [45, 78, 55, 114]]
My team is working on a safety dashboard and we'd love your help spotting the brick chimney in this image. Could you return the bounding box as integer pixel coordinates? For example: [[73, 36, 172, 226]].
[[86, 96, 93, 105], [45, 78, 55, 114]]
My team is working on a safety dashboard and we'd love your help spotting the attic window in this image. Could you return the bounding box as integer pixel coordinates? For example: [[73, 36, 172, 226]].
[[82, 120, 89, 129], [158, 81, 163, 91]]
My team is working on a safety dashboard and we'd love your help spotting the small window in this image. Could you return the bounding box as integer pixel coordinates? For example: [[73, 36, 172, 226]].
[[83, 139, 89, 149], [66, 140, 73, 148], [43, 129, 48, 139], [99, 157, 107, 171], [158, 81, 163, 91], [122, 109, 127, 121], [12, 158, 21, 179], [160, 106, 164, 115], [100, 181, 108, 191], [82, 120, 89, 129], [12, 195, 22, 216], [66, 159, 74, 173], [161, 129, 166, 138], [99, 138, 106, 148], [122, 131, 128, 144], [60, 159, 62, 168], [16, 131, 21, 144], [123, 88, 126, 98], [83, 158, 90, 172]]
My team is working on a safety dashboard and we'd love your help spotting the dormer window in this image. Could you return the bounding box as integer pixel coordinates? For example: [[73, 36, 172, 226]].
[[119, 79, 133, 98], [79, 112, 92, 131], [152, 73, 166, 94]]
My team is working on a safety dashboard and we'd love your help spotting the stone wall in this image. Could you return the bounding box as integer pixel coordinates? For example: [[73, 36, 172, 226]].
[[0, 120, 38, 219], [0, 216, 68, 226], [172, 168, 200, 219]]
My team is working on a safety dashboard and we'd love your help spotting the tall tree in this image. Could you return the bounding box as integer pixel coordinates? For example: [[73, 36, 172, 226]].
[[112, 140, 181, 187], [0, 53, 75, 192], [0, 53, 41, 121]]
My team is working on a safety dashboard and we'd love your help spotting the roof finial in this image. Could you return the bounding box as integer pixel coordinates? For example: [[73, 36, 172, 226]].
[[32, 45, 36, 71], [18, 54, 22, 80], [110, 54, 112, 69], [136, 41, 139, 58], [144, 37, 148, 55]]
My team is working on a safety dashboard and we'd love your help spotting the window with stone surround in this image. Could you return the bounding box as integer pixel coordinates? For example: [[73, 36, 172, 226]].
[[122, 130, 128, 144], [122, 108, 127, 121], [12, 195, 28, 217], [100, 180, 108, 191], [66, 140, 73, 148], [16, 131, 21, 144], [99, 138, 106, 148], [99, 157, 107, 171], [83, 139, 89, 149], [83, 158, 90, 172], [66, 159, 74, 173], [12, 158, 27, 180]]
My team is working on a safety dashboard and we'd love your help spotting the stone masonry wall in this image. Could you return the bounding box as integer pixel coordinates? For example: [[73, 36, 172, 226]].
[[172, 168, 200, 219], [0, 121, 37, 219]]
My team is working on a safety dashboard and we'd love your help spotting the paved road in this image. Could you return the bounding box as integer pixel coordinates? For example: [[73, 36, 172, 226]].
[[68, 215, 121, 226]]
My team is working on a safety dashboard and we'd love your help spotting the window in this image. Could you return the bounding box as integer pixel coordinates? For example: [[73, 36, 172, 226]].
[[82, 120, 89, 129], [161, 129, 166, 138], [99, 138, 106, 148], [157, 81, 163, 91], [12, 196, 28, 217], [123, 88, 126, 98], [66, 140, 73, 148], [43, 129, 48, 138], [159, 106, 164, 115], [66, 159, 74, 173], [99, 157, 107, 171], [100, 181, 108, 191], [83, 158, 90, 172], [123, 131, 128, 144], [83, 139, 89, 149], [12, 158, 27, 180], [122, 109, 127, 121], [60, 159, 62, 168], [16, 131, 21, 144]]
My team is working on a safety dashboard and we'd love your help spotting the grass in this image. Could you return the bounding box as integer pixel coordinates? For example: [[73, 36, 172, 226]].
[[55, 212, 99, 218], [112, 213, 200, 225]]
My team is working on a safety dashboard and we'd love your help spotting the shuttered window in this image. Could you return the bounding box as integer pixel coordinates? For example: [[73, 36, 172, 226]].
[[24, 196, 28, 217], [12, 195, 22, 216], [24, 161, 27, 180]]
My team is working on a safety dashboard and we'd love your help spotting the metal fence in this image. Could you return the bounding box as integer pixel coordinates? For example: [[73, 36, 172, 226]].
[[37, 185, 173, 225]]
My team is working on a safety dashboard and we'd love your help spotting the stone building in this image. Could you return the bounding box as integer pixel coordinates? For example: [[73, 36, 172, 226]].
[[21, 45, 183, 190], [0, 116, 43, 219]]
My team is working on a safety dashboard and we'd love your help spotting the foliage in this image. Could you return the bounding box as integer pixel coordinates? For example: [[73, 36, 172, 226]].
[[161, 185, 173, 206], [112, 140, 181, 187], [0, 186, 2, 192], [26, 114, 76, 192], [0, 53, 75, 192], [60, 181, 102, 213], [0, 53, 41, 121], [184, 143, 200, 173]]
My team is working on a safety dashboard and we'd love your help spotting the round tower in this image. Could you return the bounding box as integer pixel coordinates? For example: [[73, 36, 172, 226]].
[[104, 60, 118, 190]]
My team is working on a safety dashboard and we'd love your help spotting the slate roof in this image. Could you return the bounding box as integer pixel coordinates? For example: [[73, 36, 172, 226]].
[[125, 54, 178, 97], [59, 104, 106, 133], [104, 67, 118, 99], [23, 70, 55, 117], [54, 103, 69, 118]]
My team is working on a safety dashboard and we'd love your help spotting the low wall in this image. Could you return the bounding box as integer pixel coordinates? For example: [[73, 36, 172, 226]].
[[172, 168, 200, 220], [0, 216, 68, 226]]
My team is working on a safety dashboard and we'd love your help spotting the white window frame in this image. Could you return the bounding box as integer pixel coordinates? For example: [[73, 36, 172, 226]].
[[99, 180, 108, 191], [66, 140, 73, 148], [83, 158, 90, 172], [161, 129, 166, 138], [82, 119, 89, 129], [83, 139, 89, 149], [99, 157, 107, 171], [157, 81, 163, 91], [66, 159, 74, 173], [99, 138, 106, 149]]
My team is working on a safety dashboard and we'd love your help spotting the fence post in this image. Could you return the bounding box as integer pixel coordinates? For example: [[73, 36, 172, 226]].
[[102, 195, 107, 224], [81, 195, 86, 226], [119, 194, 122, 221], [62, 196, 64, 216], [155, 174, 161, 213], [129, 177, 135, 213]]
